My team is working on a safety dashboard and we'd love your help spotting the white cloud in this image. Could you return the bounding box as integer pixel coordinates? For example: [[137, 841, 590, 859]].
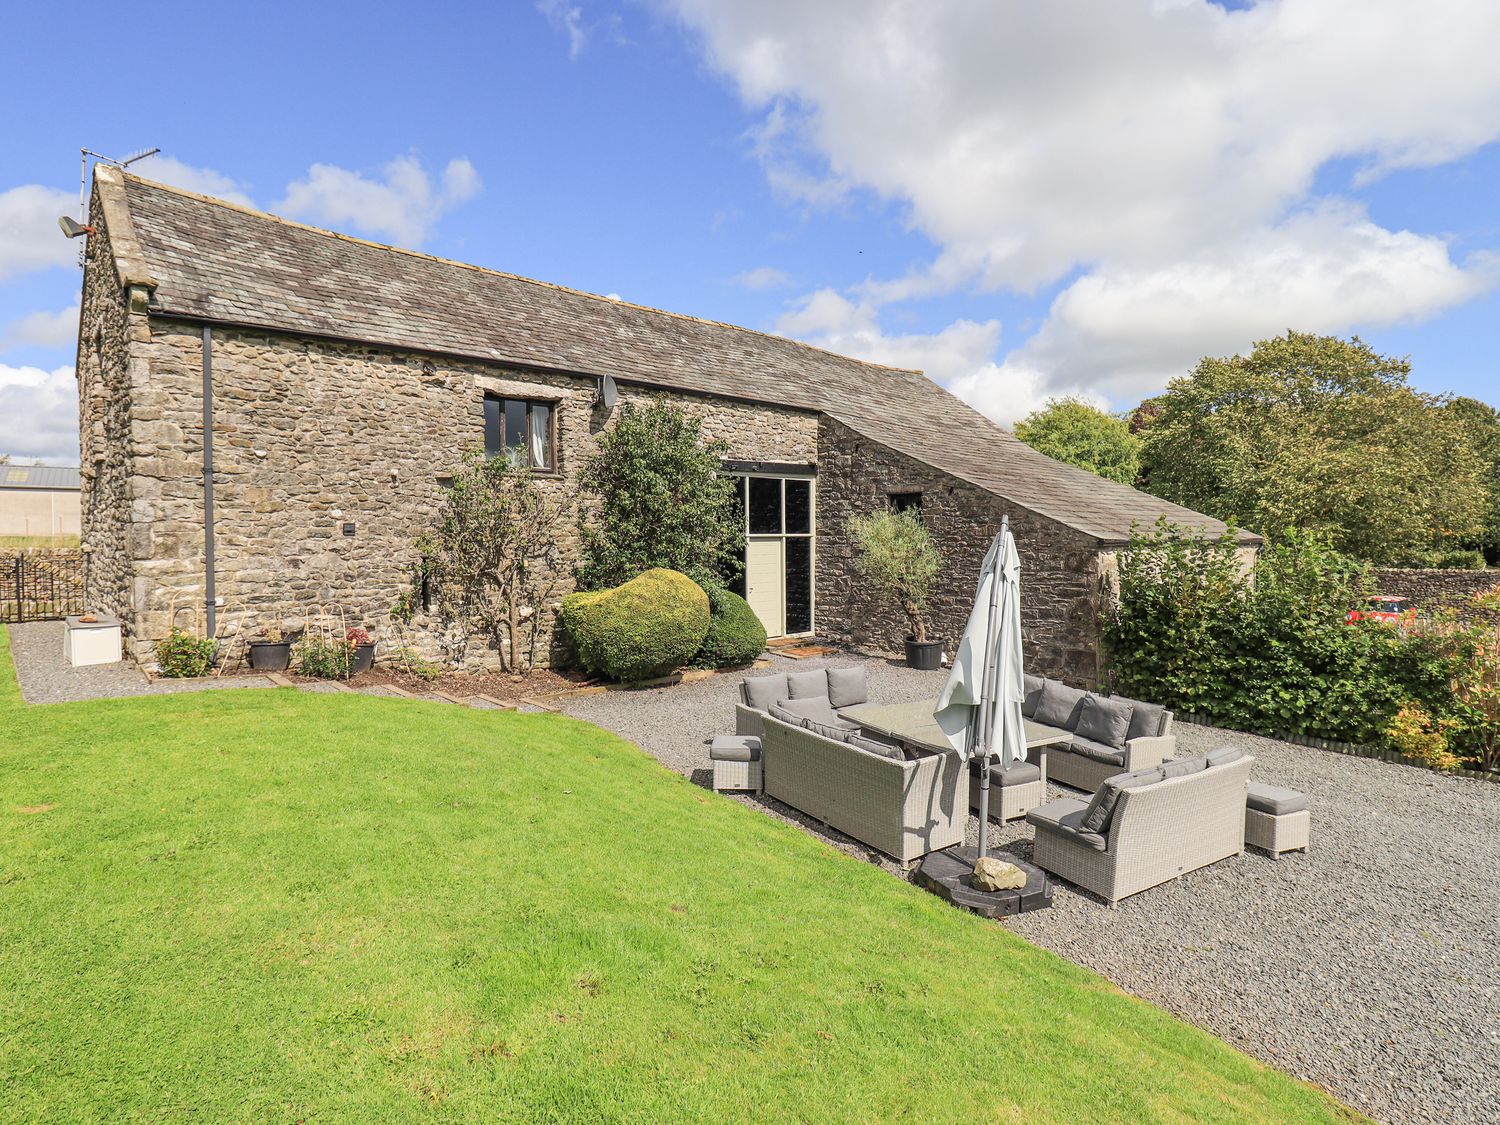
[[536, 0, 625, 59], [276, 156, 482, 248], [0, 185, 78, 283], [734, 265, 791, 290], [668, 0, 1500, 410], [129, 155, 254, 207], [774, 289, 1052, 424], [0, 364, 77, 463], [1, 304, 79, 351]]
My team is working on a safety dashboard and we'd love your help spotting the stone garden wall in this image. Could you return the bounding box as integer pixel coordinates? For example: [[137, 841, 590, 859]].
[[815, 416, 1111, 687], [85, 316, 819, 670], [1371, 567, 1499, 613]]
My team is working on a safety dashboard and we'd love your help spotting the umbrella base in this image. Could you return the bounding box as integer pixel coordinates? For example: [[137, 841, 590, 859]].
[[913, 846, 1054, 917]]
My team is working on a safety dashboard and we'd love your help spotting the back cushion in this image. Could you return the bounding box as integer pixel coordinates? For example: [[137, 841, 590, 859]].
[[1032, 680, 1087, 730], [774, 696, 842, 725], [1123, 699, 1168, 741], [850, 734, 904, 760], [743, 673, 789, 712], [1073, 695, 1135, 749], [1080, 765, 1165, 835], [769, 700, 810, 728], [786, 669, 830, 699], [1160, 755, 1207, 779], [826, 666, 869, 709], [1022, 674, 1044, 718], [1204, 746, 1245, 769]]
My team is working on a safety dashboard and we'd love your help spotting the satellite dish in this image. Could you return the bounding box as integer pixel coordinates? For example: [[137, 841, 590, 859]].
[[600, 374, 618, 410]]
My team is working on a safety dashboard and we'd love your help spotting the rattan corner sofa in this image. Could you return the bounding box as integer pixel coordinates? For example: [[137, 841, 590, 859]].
[[1026, 748, 1253, 906], [1023, 675, 1177, 792]]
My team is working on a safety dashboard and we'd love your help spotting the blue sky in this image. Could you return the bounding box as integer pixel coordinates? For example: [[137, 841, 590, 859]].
[[2, 0, 1497, 462]]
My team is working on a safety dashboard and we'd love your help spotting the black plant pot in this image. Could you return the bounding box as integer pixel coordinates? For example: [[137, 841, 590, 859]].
[[349, 643, 377, 676], [905, 636, 943, 670], [247, 641, 291, 671]]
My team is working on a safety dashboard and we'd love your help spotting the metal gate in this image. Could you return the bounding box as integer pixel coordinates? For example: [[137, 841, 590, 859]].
[[1, 552, 85, 624]]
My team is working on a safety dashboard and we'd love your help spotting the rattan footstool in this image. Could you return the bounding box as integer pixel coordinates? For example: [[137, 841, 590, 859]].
[[710, 735, 762, 793], [1244, 782, 1310, 858]]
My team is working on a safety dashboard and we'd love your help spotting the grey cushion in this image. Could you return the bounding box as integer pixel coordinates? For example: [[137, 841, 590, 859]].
[[742, 673, 788, 712], [1247, 783, 1308, 816], [825, 666, 869, 709], [1026, 799, 1107, 851], [1067, 735, 1128, 767], [1080, 765, 1164, 834], [1073, 694, 1134, 749], [1160, 755, 1207, 779], [710, 735, 761, 762], [1204, 746, 1245, 768], [1022, 674, 1044, 718], [1032, 680, 1087, 729], [770, 697, 857, 741], [850, 734, 904, 760], [967, 759, 1042, 787], [1120, 698, 1168, 741], [785, 669, 830, 699]]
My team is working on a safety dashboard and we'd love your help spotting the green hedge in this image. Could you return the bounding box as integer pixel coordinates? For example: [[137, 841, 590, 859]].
[[560, 568, 710, 682], [695, 587, 768, 668]]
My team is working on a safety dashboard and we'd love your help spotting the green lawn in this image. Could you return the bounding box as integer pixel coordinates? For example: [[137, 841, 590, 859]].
[[0, 626, 1359, 1123]]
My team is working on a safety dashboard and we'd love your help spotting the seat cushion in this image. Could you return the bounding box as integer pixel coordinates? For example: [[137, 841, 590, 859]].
[[742, 673, 789, 712], [1073, 695, 1134, 748], [825, 666, 869, 709], [785, 669, 830, 699], [967, 759, 1042, 787], [850, 734, 904, 760], [1032, 680, 1087, 729], [1026, 799, 1107, 851], [1247, 783, 1309, 816], [710, 735, 762, 762], [1079, 765, 1164, 834], [1120, 698, 1168, 741], [770, 696, 857, 741], [1067, 735, 1127, 767], [1022, 674, 1044, 719], [1205, 746, 1245, 768], [1161, 755, 1207, 779]]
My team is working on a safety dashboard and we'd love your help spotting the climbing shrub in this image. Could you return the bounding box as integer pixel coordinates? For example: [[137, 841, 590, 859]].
[[154, 627, 216, 678], [293, 634, 353, 680]]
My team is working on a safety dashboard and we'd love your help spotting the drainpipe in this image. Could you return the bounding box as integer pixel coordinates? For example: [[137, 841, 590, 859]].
[[201, 324, 217, 637]]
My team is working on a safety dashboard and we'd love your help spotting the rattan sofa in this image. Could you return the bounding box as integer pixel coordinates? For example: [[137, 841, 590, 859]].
[[1023, 676, 1177, 792], [735, 666, 869, 737], [1026, 751, 1254, 906], [760, 715, 964, 865]]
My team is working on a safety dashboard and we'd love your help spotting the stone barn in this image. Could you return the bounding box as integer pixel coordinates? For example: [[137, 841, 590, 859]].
[[74, 165, 1253, 682]]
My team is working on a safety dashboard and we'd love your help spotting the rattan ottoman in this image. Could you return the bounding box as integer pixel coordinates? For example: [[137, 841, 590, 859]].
[[1244, 782, 1310, 858], [711, 735, 762, 792]]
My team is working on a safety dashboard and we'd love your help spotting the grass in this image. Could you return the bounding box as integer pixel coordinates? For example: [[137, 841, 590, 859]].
[[0, 534, 79, 549], [0, 626, 1362, 1123]]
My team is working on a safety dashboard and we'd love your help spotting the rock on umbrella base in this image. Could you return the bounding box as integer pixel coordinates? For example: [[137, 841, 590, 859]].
[[913, 846, 1054, 917]]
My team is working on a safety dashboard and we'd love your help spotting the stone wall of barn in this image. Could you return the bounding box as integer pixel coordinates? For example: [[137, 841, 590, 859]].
[[815, 417, 1111, 687], [93, 318, 819, 670]]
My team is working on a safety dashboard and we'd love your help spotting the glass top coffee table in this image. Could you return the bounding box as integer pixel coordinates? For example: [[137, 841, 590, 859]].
[[840, 699, 1072, 755]]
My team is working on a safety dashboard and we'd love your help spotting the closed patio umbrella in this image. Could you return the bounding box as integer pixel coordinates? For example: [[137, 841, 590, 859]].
[[933, 515, 1026, 861]]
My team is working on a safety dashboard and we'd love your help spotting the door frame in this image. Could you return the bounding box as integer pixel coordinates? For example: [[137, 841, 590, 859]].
[[733, 470, 817, 639]]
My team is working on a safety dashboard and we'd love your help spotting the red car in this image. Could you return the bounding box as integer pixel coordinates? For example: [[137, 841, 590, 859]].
[[1346, 595, 1415, 626]]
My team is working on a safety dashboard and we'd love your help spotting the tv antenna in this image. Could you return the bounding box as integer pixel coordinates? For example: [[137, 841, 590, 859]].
[[76, 146, 160, 220]]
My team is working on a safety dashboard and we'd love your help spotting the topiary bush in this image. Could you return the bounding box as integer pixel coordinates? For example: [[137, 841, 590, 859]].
[[560, 568, 710, 682], [694, 586, 767, 668]]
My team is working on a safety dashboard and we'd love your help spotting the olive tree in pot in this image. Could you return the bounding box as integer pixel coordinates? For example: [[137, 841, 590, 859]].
[[848, 508, 944, 668]]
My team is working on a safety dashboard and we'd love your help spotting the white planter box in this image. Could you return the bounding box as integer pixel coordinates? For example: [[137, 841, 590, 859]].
[[64, 615, 122, 667]]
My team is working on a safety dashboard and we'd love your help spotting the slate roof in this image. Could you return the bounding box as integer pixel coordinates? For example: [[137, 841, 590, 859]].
[[0, 465, 81, 491], [100, 169, 1252, 546]]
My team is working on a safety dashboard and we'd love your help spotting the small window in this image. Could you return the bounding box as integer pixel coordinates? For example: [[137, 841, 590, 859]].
[[484, 395, 555, 470], [889, 491, 922, 514], [748, 477, 782, 535]]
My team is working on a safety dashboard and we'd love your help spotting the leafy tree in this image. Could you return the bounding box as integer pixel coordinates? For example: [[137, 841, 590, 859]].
[[1013, 396, 1141, 485], [1444, 396, 1500, 564], [420, 451, 573, 673], [577, 401, 744, 592], [1139, 332, 1487, 564], [847, 508, 941, 642]]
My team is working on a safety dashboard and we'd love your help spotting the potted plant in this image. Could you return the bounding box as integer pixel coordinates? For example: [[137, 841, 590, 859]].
[[848, 508, 944, 669], [346, 627, 377, 675], [246, 621, 292, 672]]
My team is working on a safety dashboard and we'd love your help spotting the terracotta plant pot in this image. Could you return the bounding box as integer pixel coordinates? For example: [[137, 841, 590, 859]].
[[247, 641, 291, 671], [905, 636, 943, 670], [349, 643, 377, 676]]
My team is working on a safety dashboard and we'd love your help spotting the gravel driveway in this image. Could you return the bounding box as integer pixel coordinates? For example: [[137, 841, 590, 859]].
[[560, 652, 1500, 1125]]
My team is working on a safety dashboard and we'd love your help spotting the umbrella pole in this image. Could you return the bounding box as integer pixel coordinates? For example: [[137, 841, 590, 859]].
[[974, 521, 1007, 861]]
